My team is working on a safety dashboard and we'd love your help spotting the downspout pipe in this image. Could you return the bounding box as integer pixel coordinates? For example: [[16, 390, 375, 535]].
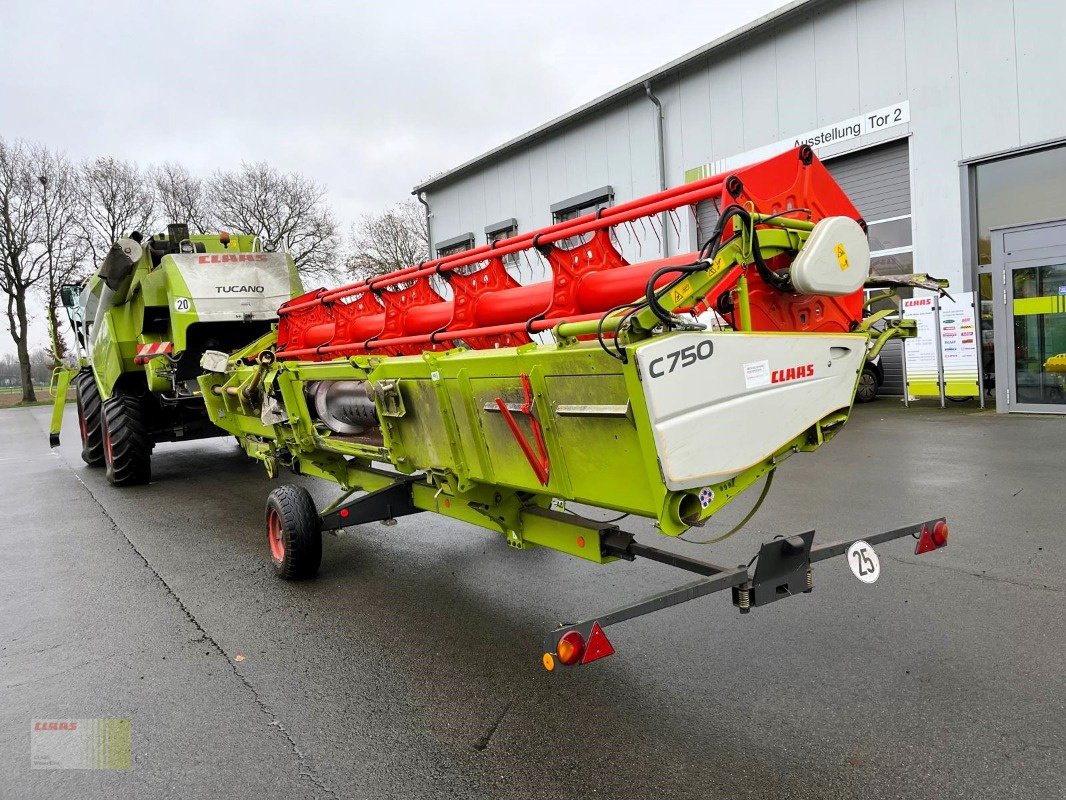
[[644, 80, 670, 257], [415, 191, 433, 260]]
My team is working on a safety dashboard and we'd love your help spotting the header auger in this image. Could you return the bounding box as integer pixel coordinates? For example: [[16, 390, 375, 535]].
[[52, 147, 951, 670]]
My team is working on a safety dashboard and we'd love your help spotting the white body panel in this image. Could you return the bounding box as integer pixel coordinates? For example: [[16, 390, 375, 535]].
[[635, 332, 866, 490], [789, 217, 870, 296], [169, 253, 293, 322]]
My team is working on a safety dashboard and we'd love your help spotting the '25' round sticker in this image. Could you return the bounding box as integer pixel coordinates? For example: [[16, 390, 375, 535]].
[[846, 540, 880, 583]]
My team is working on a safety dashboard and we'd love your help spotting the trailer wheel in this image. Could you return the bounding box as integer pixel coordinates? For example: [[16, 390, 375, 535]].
[[266, 485, 322, 580], [102, 392, 153, 486], [75, 369, 105, 466]]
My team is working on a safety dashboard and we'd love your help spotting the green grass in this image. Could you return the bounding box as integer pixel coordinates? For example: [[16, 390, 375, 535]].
[[0, 386, 73, 409]]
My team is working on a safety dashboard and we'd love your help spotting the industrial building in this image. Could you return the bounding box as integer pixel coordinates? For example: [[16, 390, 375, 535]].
[[414, 0, 1066, 412]]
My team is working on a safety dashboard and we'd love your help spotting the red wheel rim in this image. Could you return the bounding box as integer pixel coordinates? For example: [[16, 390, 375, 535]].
[[103, 422, 113, 464], [78, 404, 88, 445], [267, 508, 285, 563]]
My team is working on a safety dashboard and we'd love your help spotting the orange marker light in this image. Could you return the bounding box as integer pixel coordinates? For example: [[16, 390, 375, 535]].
[[542, 652, 555, 671], [556, 631, 585, 666]]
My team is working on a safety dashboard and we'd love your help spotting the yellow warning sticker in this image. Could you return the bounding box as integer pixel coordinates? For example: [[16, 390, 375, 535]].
[[671, 279, 693, 305], [834, 243, 849, 271]]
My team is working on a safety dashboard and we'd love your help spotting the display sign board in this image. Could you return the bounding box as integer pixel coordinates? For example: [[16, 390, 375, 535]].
[[901, 292, 981, 401], [902, 296, 941, 399], [938, 293, 981, 398]]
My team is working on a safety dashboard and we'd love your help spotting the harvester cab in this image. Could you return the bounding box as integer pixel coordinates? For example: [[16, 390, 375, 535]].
[[49, 224, 303, 485]]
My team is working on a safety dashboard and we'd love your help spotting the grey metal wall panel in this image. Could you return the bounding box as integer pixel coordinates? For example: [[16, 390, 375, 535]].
[[707, 57, 745, 160], [741, 37, 781, 149], [957, 0, 1020, 159], [826, 140, 910, 221], [1015, 1, 1066, 145], [774, 17, 818, 138], [812, 2, 861, 125], [855, 0, 908, 110], [901, 0, 964, 284], [677, 70, 713, 179]]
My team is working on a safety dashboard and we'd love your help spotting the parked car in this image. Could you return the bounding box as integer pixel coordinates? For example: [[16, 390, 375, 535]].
[[856, 354, 884, 403]]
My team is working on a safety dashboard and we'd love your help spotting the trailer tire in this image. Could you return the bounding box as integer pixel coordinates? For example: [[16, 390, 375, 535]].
[[102, 392, 153, 486], [266, 485, 322, 580], [75, 369, 105, 467]]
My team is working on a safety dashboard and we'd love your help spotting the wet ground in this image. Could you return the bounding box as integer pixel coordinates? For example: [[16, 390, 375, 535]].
[[1, 401, 1062, 799]]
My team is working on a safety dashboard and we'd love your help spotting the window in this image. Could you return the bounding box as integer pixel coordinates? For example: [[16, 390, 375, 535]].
[[974, 144, 1066, 265], [485, 218, 518, 245], [436, 232, 474, 259], [485, 218, 520, 275], [551, 186, 613, 249], [551, 186, 614, 222]]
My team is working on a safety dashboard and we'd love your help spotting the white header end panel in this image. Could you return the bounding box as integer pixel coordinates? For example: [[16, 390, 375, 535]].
[[634, 332, 866, 490]]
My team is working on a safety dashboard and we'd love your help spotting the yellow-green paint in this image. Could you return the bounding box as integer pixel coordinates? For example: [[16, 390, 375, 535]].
[[1013, 295, 1066, 316]]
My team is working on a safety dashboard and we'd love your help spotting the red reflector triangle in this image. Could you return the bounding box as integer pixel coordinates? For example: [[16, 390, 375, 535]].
[[914, 524, 937, 555], [580, 622, 615, 665]]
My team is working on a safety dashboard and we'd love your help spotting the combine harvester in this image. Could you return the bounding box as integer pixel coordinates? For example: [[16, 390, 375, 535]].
[[52, 147, 951, 671]]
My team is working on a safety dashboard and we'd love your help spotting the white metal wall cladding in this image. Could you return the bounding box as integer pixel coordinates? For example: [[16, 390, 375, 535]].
[[635, 332, 866, 490]]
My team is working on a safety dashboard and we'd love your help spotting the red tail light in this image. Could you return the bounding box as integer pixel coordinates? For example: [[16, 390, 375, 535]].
[[932, 520, 949, 547], [556, 631, 585, 666], [915, 521, 949, 555]]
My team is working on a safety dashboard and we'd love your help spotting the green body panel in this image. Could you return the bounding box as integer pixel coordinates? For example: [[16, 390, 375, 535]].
[[197, 222, 933, 560], [50, 231, 302, 441]]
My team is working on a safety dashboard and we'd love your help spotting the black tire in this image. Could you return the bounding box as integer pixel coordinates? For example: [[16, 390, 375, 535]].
[[102, 392, 153, 486], [266, 485, 322, 580], [855, 366, 879, 403], [75, 369, 105, 466]]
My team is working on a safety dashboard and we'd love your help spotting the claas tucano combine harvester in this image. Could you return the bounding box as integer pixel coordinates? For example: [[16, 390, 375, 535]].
[[52, 147, 951, 671]]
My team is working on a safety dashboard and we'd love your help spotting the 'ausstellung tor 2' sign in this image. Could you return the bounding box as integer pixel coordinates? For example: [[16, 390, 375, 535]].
[[685, 100, 911, 181]]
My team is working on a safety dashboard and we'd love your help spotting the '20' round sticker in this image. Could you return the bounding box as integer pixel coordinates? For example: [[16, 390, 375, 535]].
[[846, 540, 880, 583], [173, 297, 191, 312]]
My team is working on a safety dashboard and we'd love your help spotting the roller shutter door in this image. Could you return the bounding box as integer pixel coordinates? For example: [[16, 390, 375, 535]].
[[824, 139, 911, 222], [827, 140, 911, 397], [695, 198, 721, 249]]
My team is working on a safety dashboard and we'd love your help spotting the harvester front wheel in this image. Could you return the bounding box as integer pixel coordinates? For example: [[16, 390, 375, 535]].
[[266, 485, 322, 580], [75, 369, 105, 467], [102, 393, 153, 487]]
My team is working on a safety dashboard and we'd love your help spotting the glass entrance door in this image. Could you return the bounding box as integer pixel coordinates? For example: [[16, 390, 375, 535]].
[[1006, 261, 1066, 412]]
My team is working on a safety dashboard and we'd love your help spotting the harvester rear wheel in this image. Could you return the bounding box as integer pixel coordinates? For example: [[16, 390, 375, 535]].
[[102, 392, 153, 487], [266, 485, 322, 580], [75, 369, 105, 467]]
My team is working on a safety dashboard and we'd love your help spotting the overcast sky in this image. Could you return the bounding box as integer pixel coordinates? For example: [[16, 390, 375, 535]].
[[0, 0, 784, 356]]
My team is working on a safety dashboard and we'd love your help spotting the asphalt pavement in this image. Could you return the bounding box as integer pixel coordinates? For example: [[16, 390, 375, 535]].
[[1, 400, 1063, 799]]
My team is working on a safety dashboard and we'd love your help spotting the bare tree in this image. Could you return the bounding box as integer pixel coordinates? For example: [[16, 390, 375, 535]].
[[209, 162, 339, 283], [347, 199, 429, 280], [35, 146, 87, 366], [153, 162, 213, 233], [78, 156, 156, 264], [0, 138, 48, 402]]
